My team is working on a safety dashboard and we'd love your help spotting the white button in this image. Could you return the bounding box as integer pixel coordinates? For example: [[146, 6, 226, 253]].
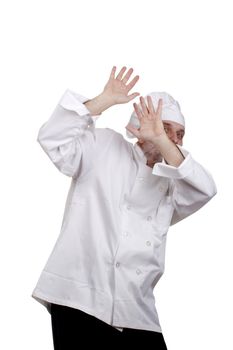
[[122, 231, 129, 237], [147, 216, 152, 221], [126, 204, 131, 210], [116, 262, 120, 268], [136, 268, 142, 275], [137, 177, 144, 181], [146, 240, 151, 246]]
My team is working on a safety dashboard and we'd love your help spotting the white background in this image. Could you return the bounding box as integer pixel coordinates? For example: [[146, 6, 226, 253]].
[[0, 0, 232, 349]]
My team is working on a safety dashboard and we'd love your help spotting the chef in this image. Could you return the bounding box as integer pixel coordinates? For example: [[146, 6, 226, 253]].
[[31, 66, 217, 348]]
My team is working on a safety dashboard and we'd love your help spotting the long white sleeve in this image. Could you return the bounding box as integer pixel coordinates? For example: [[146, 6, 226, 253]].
[[37, 89, 97, 178], [152, 146, 217, 225]]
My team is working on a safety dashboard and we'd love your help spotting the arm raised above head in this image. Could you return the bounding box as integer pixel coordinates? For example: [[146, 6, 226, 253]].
[[37, 89, 98, 179], [84, 66, 140, 115]]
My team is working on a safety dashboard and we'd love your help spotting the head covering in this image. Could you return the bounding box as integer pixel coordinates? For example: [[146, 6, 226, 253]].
[[126, 92, 185, 138]]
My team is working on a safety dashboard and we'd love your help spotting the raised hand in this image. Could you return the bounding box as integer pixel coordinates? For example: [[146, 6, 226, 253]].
[[102, 66, 140, 105], [126, 96, 167, 144]]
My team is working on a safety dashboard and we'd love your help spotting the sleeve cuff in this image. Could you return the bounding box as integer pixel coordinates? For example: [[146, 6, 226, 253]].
[[59, 89, 92, 117], [152, 146, 195, 179]]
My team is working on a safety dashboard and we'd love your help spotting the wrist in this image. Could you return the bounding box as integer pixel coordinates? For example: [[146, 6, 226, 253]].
[[151, 133, 185, 167], [84, 93, 113, 115], [150, 132, 170, 150]]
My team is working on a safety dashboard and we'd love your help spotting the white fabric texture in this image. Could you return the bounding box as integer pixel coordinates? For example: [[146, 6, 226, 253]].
[[31, 89, 216, 333]]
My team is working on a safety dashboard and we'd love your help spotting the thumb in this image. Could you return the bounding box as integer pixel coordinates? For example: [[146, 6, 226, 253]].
[[125, 124, 140, 138], [127, 92, 140, 102]]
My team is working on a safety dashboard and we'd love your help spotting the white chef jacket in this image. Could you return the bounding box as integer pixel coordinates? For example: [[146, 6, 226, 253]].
[[31, 89, 217, 333]]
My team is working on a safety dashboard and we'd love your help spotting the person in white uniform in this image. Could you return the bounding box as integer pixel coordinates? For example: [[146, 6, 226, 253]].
[[31, 66, 217, 348]]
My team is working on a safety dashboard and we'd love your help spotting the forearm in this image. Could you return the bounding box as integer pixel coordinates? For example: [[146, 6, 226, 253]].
[[152, 134, 185, 167], [84, 93, 113, 116]]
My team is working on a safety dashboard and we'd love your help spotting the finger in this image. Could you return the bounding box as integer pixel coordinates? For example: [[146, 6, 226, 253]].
[[147, 96, 155, 114], [155, 98, 163, 118], [126, 75, 140, 91], [133, 102, 143, 120], [122, 68, 133, 84], [140, 96, 149, 116], [109, 66, 116, 80], [116, 66, 127, 80], [125, 124, 140, 138], [126, 92, 140, 102]]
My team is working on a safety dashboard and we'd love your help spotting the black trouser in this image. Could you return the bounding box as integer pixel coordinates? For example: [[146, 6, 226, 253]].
[[50, 303, 168, 349]]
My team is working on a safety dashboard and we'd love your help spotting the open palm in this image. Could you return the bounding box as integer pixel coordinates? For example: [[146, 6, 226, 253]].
[[103, 66, 140, 104], [126, 96, 166, 143]]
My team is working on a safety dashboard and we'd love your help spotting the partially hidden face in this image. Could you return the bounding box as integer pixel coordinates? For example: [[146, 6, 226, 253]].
[[137, 120, 185, 164]]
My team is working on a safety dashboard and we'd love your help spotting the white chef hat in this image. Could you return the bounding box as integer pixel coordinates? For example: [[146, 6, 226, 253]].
[[126, 92, 185, 138]]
